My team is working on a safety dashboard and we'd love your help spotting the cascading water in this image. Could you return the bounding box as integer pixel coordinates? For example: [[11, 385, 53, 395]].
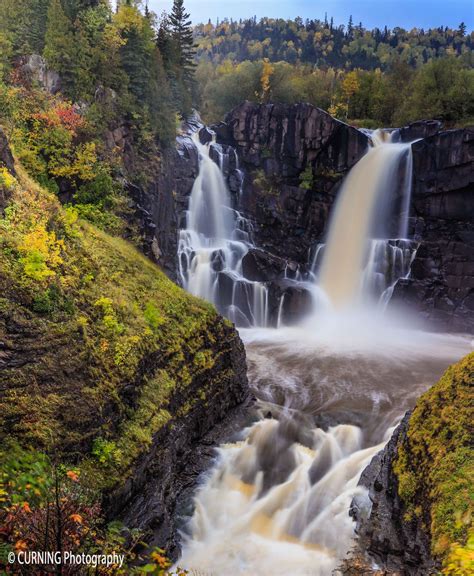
[[317, 129, 416, 309], [178, 134, 270, 327], [176, 127, 471, 575]]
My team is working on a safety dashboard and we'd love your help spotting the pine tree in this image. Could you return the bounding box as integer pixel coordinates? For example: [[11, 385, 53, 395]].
[[347, 15, 353, 39], [157, 12, 173, 68], [169, 0, 196, 83]]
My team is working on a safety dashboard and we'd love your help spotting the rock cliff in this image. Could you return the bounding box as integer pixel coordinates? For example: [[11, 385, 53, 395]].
[[394, 128, 474, 331], [214, 101, 369, 263], [123, 103, 473, 331]]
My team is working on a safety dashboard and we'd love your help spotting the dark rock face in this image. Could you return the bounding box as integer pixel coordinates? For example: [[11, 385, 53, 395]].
[[0, 127, 15, 212], [0, 127, 15, 175], [399, 120, 443, 142], [124, 135, 200, 281], [393, 128, 474, 331], [352, 414, 437, 575], [106, 323, 250, 559], [214, 101, 370, 262]]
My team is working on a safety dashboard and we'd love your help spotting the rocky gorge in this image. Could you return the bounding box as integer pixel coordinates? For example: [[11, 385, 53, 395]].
[[1, 86, 473, 575]]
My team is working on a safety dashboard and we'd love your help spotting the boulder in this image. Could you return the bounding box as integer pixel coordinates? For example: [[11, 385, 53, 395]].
[[19, 54, 61, 94]]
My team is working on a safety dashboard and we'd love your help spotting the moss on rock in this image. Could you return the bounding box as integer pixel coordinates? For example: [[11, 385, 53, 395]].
[[393, 352, 474, 569], [0, 161, 245, 492]]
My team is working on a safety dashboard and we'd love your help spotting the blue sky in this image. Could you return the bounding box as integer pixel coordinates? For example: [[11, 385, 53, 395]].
[[148, 0, 473, 30]]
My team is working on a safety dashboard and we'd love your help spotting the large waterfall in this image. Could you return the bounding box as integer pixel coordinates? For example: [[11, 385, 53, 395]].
[[176, 126, 471, 575], [318, 130, 415, 308]]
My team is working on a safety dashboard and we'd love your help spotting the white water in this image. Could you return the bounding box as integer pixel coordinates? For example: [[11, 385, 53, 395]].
[[178, 134, 270, 327], [176, 127, 472, 575]]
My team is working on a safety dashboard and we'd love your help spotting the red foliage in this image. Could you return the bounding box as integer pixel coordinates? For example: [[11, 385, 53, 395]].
[[31, 104, 85, 135]]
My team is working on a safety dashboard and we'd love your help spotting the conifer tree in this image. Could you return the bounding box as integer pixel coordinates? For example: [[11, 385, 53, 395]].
[[169, 0, 196, 82], [347, 15, 354, 39], [43, 0, 76, 93]]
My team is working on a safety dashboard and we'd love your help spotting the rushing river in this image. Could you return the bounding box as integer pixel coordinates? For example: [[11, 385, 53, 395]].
[[175, 127, 472, 574]]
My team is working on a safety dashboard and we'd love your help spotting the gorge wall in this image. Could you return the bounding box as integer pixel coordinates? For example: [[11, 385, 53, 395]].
[[144, 101, 473, 331], [394, 128, 474, 332], [350, 352, 474, 575], [0, 129, 249, 558]]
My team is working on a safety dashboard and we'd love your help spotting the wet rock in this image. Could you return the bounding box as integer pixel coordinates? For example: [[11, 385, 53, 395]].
[[352, 415, 436, 575], [241, 248, 287, 282], [199, 126, 213, 145], [392, 127, 474, 331]]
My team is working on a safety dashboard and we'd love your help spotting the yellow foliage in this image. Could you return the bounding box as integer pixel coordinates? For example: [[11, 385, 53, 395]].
[[342, 70, 361, 100], [18, 224, 64, 281], [50, 142, 98, 181], [0, 167, 16, 190], [443, 529, 474, 575], [259, 58, 275, 103]]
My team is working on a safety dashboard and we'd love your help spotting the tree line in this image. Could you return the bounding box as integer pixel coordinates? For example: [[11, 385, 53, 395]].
[[193, 17, 474, 127], [194, 16, 473, 69]]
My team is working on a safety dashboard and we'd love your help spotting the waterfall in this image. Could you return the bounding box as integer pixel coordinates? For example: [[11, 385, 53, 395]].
[[176, 126, 471, 576], [317, 130, 415, 308], [178, 134, 269, 327]]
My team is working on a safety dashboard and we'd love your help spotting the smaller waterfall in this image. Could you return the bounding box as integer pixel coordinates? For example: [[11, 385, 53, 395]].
[[178, 134, 270, 327]]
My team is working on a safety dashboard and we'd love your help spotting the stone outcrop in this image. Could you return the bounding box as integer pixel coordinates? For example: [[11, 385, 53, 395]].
[[0, 127, 16, 212], [393, 128, 474, 331], [18, 54, 61, 94], [214, 101, 370, 262], [351, 415, 435, 575]]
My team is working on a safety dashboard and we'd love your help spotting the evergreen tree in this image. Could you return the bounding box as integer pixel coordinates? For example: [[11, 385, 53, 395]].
[[43, 0, 76, 93], [157, 12, 173, 68], [169, 0, 196, 82], [347, 15, 354, 39]]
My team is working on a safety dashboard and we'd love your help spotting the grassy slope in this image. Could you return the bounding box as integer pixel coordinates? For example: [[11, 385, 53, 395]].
[[0, 164, 234, 489], [393, 352, 474, 572]]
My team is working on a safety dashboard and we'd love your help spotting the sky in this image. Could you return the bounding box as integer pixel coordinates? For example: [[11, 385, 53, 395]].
[[148, 0, 474, 30]]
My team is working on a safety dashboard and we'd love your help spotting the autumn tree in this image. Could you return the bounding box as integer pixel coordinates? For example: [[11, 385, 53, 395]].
[[258, 58, 274, 103]]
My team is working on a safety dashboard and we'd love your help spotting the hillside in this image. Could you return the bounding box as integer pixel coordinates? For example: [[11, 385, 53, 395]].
[[0, 137, 248, 570]]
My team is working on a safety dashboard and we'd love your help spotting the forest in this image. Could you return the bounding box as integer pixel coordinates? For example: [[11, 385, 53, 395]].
[[193, 17, 474, 125]]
